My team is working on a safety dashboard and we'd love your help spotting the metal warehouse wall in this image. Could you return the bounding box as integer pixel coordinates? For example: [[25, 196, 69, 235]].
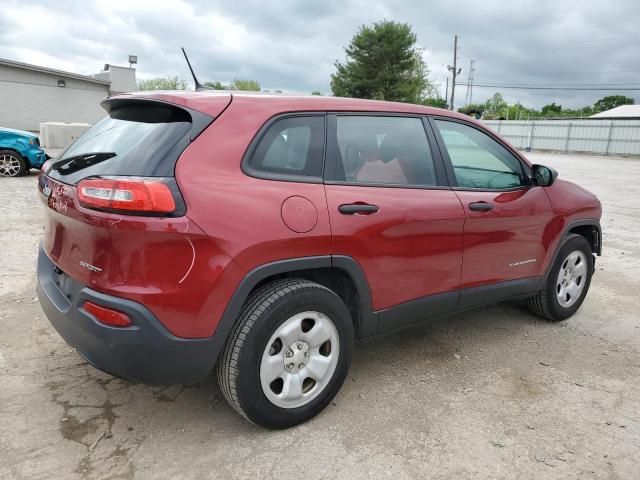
[[483, 120, 640, 156], [0, 63, 109, 132]]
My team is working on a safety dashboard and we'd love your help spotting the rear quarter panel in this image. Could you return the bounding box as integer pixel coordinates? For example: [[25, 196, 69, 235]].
[[175, 98, 333, 272], [39, 177, 242, 338]]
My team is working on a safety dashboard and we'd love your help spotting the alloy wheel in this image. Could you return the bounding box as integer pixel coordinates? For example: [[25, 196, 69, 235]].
[[0, 154, 22, 177]]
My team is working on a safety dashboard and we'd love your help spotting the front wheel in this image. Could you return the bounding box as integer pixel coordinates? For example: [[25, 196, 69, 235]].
[[217, 278, 354, 429], [527, 234, 594, 321], [0, 150, 27, 177]]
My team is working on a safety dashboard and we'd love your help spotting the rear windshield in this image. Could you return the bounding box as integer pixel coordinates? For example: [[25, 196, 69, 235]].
[[47, 104, 193, 185]]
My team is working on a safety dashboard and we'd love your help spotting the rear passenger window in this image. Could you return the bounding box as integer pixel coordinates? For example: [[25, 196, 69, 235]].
[[247, 116, 324, 179], [334, 116, 437, 187]]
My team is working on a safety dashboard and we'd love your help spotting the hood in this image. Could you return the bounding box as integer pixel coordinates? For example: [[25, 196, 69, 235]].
[[0, 127, 38, 139]]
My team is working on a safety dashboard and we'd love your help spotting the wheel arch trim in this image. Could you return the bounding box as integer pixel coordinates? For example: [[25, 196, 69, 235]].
[[544, 219, 601, 282], [214, 255, 377, 338]]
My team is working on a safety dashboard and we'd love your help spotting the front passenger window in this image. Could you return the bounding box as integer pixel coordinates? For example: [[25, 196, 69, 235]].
[[435, 120, 527, 190]]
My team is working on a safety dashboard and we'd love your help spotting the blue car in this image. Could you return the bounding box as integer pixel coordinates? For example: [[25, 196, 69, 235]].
[[0, 127, 48, 177]]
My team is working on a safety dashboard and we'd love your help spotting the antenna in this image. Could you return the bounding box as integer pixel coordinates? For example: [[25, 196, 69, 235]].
[[181, 47, 211, 91]]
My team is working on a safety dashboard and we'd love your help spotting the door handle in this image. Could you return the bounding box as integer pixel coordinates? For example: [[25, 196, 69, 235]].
[[468, 201, 494, 212], [338, 203, 379, 215]]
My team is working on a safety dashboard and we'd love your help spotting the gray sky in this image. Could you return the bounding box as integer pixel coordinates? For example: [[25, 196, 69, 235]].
[[1, 0, 639, 109]]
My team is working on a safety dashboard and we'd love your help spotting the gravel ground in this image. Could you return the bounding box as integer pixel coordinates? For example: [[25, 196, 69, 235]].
[[1, 152, 639, 479]]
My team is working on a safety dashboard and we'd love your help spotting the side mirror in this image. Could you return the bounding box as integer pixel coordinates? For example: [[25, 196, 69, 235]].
[[532, 164, 558, 187]]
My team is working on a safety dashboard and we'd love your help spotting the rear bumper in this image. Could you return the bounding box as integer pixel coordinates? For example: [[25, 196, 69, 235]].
[[36, 246, 226, 385]]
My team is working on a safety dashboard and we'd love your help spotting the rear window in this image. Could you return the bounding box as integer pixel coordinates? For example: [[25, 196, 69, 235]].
[[47, 104, 193, 185]]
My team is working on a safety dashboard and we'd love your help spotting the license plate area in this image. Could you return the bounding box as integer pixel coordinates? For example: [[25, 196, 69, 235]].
[[53, 266, 84, 304]]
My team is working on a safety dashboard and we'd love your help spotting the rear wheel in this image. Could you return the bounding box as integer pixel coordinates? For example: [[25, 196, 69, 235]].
[[527, 234, 593, 321], [0, 150, 27, 177], [217, 278, 354, 429]]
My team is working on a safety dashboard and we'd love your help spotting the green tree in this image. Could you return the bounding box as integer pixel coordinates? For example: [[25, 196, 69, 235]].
[[330, 20, 433, 103], [422, 97, 448, 108], [311, 90, 323, 96], [593, 95, 635, 113], [231, 79, 261, 91], [138, 76, 187, 91], [458, 103, 485, 116], [569, 105, 594, 117], [202, 79, 261, 91], [203, 81, 226, 90], [541, 102, 563, 116], [506, 102, 535, 120], [483, 93, 508, 118]]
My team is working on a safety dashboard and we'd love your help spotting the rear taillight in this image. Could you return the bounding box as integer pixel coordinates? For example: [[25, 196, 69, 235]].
[[84, 301, 132, 327], [77, 177, 183, 215]]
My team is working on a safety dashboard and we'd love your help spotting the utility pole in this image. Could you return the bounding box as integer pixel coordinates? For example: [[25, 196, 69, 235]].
[[447, 35, 461, 110], [444, 76, 449, 107], [464, 60, 475, 106], [451, 35, 458, 109]]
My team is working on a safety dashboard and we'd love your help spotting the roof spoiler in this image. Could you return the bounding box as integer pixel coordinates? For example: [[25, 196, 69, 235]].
[[101, 97, 214, 141], [181, 48, 213, 92]]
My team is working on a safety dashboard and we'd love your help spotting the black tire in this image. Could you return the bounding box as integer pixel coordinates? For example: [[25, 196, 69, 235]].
[[527, 234, 594, 321], [0, 150, 28, 177], [217, 278, 354, 429]]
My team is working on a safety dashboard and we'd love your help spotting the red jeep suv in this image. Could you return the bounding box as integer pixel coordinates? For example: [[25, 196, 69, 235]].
[[37, 92, 602, 428]]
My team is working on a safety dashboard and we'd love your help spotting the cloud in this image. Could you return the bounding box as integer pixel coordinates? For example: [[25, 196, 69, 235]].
[[1, 0, 639, 108]]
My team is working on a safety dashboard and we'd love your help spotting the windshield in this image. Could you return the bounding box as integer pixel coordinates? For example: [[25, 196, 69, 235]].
[[47, 104, 192, 185]]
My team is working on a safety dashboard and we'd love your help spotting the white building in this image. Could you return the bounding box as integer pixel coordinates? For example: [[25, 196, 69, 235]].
[[590, 105, 640, 119], [0, 58, 136, 132]]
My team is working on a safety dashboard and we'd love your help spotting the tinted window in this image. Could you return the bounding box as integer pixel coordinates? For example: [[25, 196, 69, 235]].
[[47, 105, 193, 185], [248, 116, 324, 178], [334, 116, 437, 187], [435, 120, 527, 190]]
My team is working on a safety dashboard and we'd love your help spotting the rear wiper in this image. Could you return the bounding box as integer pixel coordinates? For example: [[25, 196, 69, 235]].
[[51, 152, 117, 175]]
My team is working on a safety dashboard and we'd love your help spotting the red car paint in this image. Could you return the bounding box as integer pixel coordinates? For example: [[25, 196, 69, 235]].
[[455, 187, 554, 288], [39, 92, 602, 341], [324, 185, 465, 310]]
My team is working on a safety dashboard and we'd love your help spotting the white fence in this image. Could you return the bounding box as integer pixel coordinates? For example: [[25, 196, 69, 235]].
[[39, 122, 91, 149], [483, 120, 640, 156]]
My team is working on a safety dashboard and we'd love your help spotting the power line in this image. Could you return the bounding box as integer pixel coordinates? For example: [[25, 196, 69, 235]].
[[475, 70, 640, 78], [456, 83, 640, 91], [472, 81, 640, 87]]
